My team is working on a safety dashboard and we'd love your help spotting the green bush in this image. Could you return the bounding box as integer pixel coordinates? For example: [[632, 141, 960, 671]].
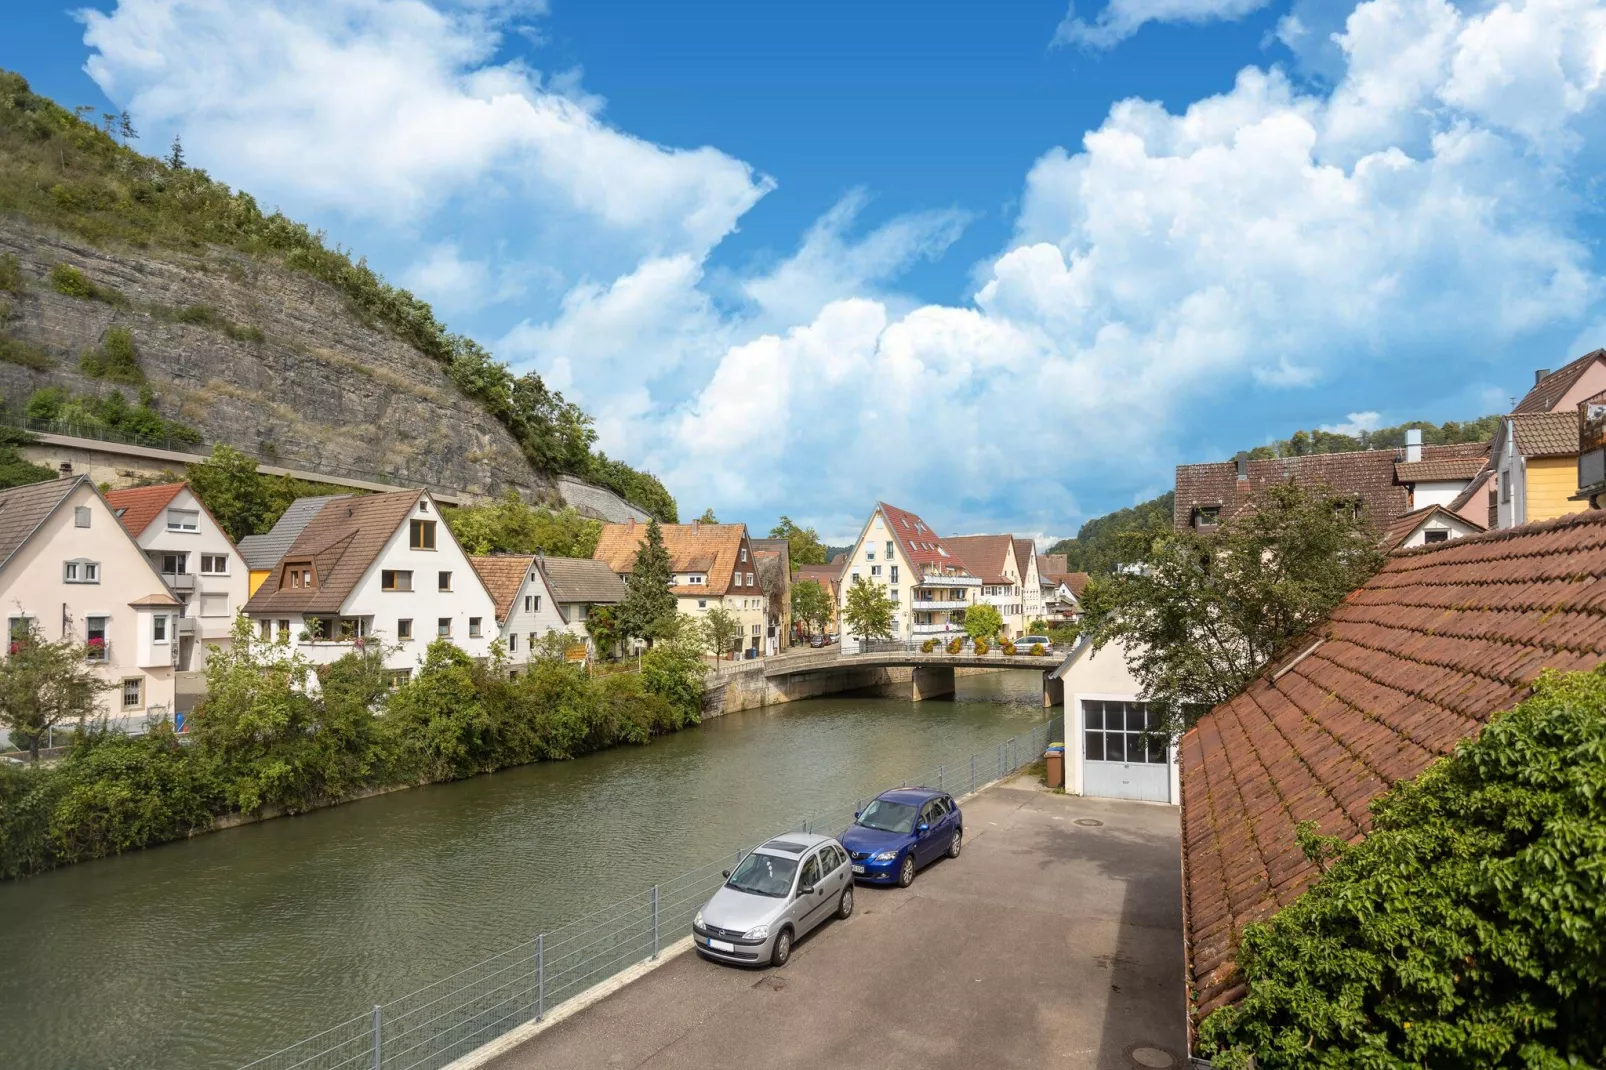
[[79, 325, 143, 383], [1199, 667, 1606, 1068], [157, 303, 265, 342], [0, 334, 51, 370], [48, 263, 126, 305], [0, 253, 21, 293], [24, 384, 199, 446]]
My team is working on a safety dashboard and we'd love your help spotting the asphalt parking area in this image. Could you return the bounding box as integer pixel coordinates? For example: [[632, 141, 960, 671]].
[[485, 778, 1186, 1070]]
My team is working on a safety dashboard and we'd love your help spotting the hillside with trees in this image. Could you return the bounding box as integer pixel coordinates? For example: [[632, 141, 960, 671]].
[[0, 70, 675, 520]]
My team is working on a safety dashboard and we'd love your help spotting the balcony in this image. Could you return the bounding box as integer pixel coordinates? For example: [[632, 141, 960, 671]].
[[162, 573, 195, 591], [916, 572, 980, 588], [911, 598, 968, 611], [911, 621, 965, 635]]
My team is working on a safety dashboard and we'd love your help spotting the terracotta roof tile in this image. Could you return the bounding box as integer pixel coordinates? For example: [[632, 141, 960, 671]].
[[944, 534, 1016, 584], [592, 522, 753, 597], [1180, 507, 1606, 1030], [874, 502, 975, 578], [104, 483, 186, 537], [243, 490, 423, 615], [1393, 457, 1489, 483], [1513, 348, 1606, 414], [470, 555, 536, 623], [1508, 411, 1580, 457]]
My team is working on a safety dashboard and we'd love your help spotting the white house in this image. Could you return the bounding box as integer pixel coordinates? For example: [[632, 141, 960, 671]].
[[535, 555, 626, 654], [1049, 636, 1179, 805], [105, 483, 250, 670], [469, 554, 578, 668], [0, 477, 181, 738], [1379, 504, 1485, 551], [946, 534, 1042, 639], [839, 502, 979, 647], [242, 490, 498, 680]]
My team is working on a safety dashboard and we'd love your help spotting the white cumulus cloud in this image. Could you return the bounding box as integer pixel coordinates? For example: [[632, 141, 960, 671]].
[[1054, 0, 1277, 49]]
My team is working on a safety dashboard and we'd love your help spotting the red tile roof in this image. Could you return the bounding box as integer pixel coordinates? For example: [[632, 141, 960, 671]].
[[470, 555, 536, 623], [1377, 503, 1484, 551], [1174, 443, 1487, 536], [877, 502, 973, 578], [244, 491, 423, 615], [592, 521, 753, 597], [944, 534, 1016, 584], [104, 483, 186, 536], [1179, 509, 1606, 1028], [1393, 456, 1488, 483], [1513, 348, 1606, 414], [1506, 411, 1580, 457], [1065, 572, 1090, 598]]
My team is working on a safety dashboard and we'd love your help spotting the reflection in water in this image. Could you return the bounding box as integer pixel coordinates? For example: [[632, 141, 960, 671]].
[[0, 672, 1048, 1069]]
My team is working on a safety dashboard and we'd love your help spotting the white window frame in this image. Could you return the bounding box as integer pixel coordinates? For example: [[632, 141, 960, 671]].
[[64, 559, 100, 584], [153, 614, 169, 643], [166, 509, 200, 533], [199, 554, 229, 575], [121, 677, 142, 709]]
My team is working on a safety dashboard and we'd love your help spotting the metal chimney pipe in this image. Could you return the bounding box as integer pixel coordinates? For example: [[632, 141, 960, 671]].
[[1405, 428, 1422, 464]]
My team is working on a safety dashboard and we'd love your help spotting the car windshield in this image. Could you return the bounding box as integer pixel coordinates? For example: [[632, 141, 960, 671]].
[[726, 852, 798, 897], [856, 799, 918, 834]]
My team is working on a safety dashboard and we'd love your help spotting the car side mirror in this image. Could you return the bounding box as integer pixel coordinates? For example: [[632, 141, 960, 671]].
[[853, 810, 861, 820], [799, 883, 815, 896], [917, 822, 930, 835], [721, 869, 730, 879]]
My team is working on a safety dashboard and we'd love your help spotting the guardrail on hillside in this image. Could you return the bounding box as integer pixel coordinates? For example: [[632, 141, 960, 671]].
[[233, 716, 1062, 1070]]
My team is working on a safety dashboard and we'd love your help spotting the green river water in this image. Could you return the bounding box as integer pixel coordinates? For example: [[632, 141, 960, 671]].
[[0, 672, 1053, 1069]]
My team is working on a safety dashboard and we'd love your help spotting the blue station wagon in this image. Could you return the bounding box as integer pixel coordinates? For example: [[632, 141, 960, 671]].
[[839, 787, 962, 887]]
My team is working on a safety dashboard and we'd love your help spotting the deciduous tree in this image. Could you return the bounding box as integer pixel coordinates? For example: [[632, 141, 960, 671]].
[[700, 606, 742, 659], [843, 576, 894, 646], [770, 516, 827, 569], [443, 490, 602, 557], [0, 623, 109, 760], [790, 578, 832, 638], [963, 603, 1002, 642]]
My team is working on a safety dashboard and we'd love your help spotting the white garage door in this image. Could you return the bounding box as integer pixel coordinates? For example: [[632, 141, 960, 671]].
[[1082, 699, 1172, 803]]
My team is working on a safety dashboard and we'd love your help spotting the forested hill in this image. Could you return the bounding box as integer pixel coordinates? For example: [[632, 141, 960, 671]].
[[0, 71, 676, 521], [1050, 415, 1501, 574]]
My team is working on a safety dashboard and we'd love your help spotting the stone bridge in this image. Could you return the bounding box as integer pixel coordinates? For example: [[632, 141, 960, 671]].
[[708, 648, 1075, 713]]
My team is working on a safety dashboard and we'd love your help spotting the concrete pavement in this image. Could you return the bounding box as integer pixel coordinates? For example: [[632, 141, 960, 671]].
[[484, 778, 1187, 1070]]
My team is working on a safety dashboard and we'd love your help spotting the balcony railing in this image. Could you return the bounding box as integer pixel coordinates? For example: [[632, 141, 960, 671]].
[[911, 621, 965, 634], [915, 572, 981, 587], [162, 573, 196, 590], [911, 599, 967, 611]]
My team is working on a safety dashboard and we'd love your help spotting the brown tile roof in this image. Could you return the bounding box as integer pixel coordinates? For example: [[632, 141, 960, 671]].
[[0, 477, 79, 573], [1011, 537, 1037, 581], [1393, 456, 1489, 483], [876, 502, 974, 578], [1507, 411, 1580, 457], [944, 534, 1016, 584], [1066, 572, 1090, 597], [794, 562, 843, 588], [750, 538, 791, 576], [470, 555, 536, 623], [128, 591, 182, 607], [1038, 553, 1069, 579], [538, 555, 625, 605], [1179, 509, 1606, 1028], [1377, 504, 1484, 551], [104, 483, 185, 536], [1174, 443, 1486, 535], [592, 521, 752, 596], [243, 490, 423, 615], [1513, 348, 1606, 414]]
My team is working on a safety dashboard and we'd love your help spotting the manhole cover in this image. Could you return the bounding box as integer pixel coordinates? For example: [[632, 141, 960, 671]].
[[1125, 1044, 1177, 1068], [1074, 818, 1104, 827]]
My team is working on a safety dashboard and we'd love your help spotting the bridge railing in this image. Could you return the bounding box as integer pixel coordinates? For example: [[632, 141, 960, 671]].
[[850, 638, 1062, 658], [231, 714, 1062, 1070]]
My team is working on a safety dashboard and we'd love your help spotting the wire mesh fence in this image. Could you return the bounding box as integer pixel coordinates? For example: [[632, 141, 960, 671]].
[[235, 715, 1062, 1070]]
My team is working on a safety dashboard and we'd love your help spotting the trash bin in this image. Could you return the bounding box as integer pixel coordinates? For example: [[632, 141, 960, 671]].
[[1044, 744, 1065, 789]]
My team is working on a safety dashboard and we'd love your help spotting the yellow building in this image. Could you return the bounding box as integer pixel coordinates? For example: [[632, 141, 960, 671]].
[[1491, 412, 1585, 528]]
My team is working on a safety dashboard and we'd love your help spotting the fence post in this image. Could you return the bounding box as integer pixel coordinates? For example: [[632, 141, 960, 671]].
[[651, 885, 660, 960], [370, 1004, 381, 1070], [970, 753, 976, 794], [938, 764, 943, 791], [536, 933, 544, 1021]]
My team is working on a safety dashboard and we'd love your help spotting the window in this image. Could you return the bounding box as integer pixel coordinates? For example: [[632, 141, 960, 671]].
[[747, 572, 754, 586], [64, 559, 100, 583], [1424, 529, 1450, 544], [799, 854, 821, 890], [285, 564, 312, 589], [751, 624, 760, 635], [381, 570, 413, 592], [687, 574, 705, 584], [86, 616, 108, 661], [889, 589, 899, 604], [419, 500, 430, 513], [885, 540, 893, 557], [469, 617, 483, 638], [866, 549, 876, 561], [8, 615, 34, 641], [410, 520, 437, 550], [121, 678, 142, 709], [870, 565, 882, 577], [890, 565, 899, 583], [153, 615, 168, 642], [524, 595, 532, 613], [530, 595, 541, 612], [199, 593, 228, 617], [527, 632, 537, 651], [397, 618, 413, 641], [437, 617, 452, 638], [166, 509, 200, 532], [438, 570, 452, 592], [739, 547, 748, 563], [74, 506, 91, 528], [1192, 506, 1221, 529], [259, 619, 272, 640], [162, 554, 187, 575], [277, 620, 290, 639], [390, 669, 412, 687], [698, 599, 707, 609], [1083, 700, 1168, 765], [509, 632, 518, 652], [200, 554, 229, 575]]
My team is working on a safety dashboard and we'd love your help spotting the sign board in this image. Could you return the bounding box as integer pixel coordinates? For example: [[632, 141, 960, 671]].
[[564, 646, 588, 664]]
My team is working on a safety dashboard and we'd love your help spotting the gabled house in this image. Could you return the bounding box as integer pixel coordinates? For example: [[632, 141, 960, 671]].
[[1037, 554, 1088, 622], [750, 538, 792, 656], [237, 495, 349, 596], [1489, 411, 1585, 529], [242, 490, 497, 678], [104, 483, 249, 669], [839, 503, 979, 646], [793, 559, 845, 638], [0, 477, 181, 733], [468, 554, 574, 667], [592, 520, 767, 655], [534, 555, 625, 651], [946, 534, 1035, 639], [1377, 503, 1484, 551], [1179, 510, 1606, 1036], [1014, 537, 1044, 624]]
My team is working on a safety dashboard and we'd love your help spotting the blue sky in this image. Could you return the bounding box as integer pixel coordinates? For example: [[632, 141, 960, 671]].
[[5, 0, 1604, 542]]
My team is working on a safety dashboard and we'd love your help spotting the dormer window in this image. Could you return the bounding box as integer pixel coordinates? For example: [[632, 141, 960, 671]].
[[285, 563, 314, 589], [1192, 506, 1221, 530], [64, 559, 100, 584]]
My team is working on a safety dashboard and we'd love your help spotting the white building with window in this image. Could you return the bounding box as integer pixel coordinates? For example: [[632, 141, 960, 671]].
[[242, 490, 497, 679], [469, 554, 576, 669], [105, 483, 250, 670], [945, 534, 1042, 639], [0, 477, 180, 738], [839, 502, 979, 647], [1049, 636, 1179, 804]]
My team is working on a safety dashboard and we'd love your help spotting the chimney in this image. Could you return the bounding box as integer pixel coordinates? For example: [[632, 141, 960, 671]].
[[56, 461, 73, 478], [1405, 428, 1422, 464], [1234, 452, 1248, 481], [627, 517, 635, 532], [1535, 368, 1550, 385], [692, 519, 700, 534]]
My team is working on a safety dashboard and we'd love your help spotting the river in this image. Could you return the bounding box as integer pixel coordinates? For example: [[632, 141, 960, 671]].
[[0, 672, 1053, 1069]]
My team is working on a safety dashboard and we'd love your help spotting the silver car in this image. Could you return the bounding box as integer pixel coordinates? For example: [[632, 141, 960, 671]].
[[692, 833, 853, 967]]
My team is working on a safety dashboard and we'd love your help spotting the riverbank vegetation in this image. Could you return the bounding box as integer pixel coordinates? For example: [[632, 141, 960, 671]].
[[0, 617, 706, 880], [0, 70, 675, 521], [1200, 667, 1606, 1068]]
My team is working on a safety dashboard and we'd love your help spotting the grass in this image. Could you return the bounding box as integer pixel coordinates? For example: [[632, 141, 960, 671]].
[[152, 303, 265, 342], [78, 326, 143, 384], [0, 253, 21, 293], [0, 334, 52, 370], [48, 263, 127, 306]]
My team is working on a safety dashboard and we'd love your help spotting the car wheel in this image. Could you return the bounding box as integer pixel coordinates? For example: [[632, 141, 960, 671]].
[[948, 828, 963, 859], [897, 854, 915, 888], [836, 885, 854, 919], [770, 927, 793, 968]]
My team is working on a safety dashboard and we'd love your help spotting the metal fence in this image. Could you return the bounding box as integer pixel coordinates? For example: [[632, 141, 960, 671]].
[[235, 715, 1062, 1070]]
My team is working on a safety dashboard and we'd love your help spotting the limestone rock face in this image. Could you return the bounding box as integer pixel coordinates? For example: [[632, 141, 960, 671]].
[[0, 218, 557, 503]]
